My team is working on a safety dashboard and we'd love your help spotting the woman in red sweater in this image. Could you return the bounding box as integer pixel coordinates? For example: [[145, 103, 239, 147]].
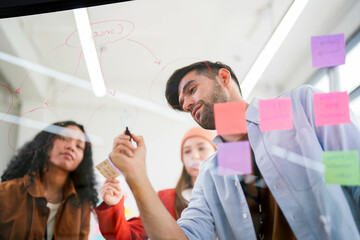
[[95, 126, 217, 239]]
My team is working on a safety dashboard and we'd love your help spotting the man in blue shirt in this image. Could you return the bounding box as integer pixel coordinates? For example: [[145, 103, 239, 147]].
[[110, 61, 360, 239]]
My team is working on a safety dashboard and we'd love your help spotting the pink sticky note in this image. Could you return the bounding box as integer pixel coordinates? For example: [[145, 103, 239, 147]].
[[311, 33, 345, 68], [259, 98, 293, 132], [218, 141, 252, 176], [313, 91, 350, 126], [214, 101, 247, 135]]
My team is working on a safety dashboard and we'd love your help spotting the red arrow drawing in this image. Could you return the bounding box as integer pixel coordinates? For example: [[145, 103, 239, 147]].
[[107, 90, 116, 96], [127, 38, 161, 65], [44, 51, 82, 106], [15, 43, 67, 95], [15, 71, 32, 95]]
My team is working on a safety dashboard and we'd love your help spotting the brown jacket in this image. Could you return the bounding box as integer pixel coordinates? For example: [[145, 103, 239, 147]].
[[0, 174, 91, 240]]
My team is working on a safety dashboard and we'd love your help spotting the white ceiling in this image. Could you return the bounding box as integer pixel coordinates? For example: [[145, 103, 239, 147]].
[[0, 0, 359, 194]]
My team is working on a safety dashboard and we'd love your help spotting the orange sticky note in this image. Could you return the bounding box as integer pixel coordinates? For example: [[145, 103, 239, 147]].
[[214, 101, 247, 135], [313, 91, 350, 126]]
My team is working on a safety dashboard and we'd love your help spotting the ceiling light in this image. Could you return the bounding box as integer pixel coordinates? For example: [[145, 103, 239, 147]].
[[74, 8, 106, 97], [241, 0, 309, 100]]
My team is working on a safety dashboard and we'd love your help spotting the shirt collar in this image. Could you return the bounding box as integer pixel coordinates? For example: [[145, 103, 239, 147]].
[[246, 97, 260, 124], [212, 98, 260, 146], [212, 135, 223, 146]]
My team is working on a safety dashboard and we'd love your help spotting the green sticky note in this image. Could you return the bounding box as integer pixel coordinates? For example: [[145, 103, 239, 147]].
[[323, 151, 360, 186]]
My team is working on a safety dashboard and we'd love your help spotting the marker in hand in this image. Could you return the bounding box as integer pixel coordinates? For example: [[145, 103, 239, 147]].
[[125, 126, 133, 142]]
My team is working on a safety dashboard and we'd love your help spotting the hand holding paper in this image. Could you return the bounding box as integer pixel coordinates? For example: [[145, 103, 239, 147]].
[[100, 178, 124, 206], [96, 158, 122, 178]]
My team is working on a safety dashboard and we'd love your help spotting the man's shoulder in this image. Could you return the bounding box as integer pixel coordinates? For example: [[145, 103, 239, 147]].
[[199, 152, 217, 173], [279, 84, 317, 98]]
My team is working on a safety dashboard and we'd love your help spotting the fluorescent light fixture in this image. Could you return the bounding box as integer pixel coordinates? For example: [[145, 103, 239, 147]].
[[0, 51, 193, 124], [0, 51, 92, 90], [74, 8, 106, 97], [241, 0, 309, 100]]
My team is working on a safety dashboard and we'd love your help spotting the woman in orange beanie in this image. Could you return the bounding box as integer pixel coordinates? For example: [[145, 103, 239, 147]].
[[95, 126, 217, 239]]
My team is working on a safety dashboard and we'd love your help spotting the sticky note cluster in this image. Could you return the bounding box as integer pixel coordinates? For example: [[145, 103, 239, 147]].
[[214, 101, 250, 176], [213, 90, 353, 177], [211, 32, 357, 183]]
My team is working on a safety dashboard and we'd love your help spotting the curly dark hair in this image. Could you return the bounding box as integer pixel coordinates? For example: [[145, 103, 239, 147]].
[[1, 120, 98, 208], [165, 61, 241, 111]]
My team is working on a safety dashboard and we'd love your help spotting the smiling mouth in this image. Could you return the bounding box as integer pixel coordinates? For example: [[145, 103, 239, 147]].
[[192, 104, 202, 121], [191, 162, 200, 169]]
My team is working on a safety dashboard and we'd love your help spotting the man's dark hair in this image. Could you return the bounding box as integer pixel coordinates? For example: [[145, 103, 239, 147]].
[[165, 61, 241, 111], [1, 120, 98, 208]]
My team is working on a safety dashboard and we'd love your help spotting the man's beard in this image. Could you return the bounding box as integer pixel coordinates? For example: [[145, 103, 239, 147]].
[[196, 81, 227, 129]]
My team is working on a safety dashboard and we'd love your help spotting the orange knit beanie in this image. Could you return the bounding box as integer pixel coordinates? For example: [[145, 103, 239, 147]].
[[180, 126, 217, 162]]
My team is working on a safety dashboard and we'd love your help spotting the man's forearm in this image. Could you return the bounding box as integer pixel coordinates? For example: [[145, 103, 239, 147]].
[[128, 176, 188, 240]]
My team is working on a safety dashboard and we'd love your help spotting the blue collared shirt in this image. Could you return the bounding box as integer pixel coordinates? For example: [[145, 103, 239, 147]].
[[178, 85, 360, 240]]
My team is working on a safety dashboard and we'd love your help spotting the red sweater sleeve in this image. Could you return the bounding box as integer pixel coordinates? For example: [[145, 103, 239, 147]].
[[94, 198, 146, 240], [157, 188, 177, 219], [94, 189, 177, 240]]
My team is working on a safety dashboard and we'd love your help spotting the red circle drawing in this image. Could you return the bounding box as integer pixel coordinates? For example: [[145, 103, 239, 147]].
[[8, 107, 60, 154], [66, 20, 135, 48], [0, 84, 13, 122]]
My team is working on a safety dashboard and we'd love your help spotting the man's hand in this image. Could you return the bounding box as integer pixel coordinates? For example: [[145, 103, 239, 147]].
[[109, 133, 147, 185], [108, 133, 188, 240]]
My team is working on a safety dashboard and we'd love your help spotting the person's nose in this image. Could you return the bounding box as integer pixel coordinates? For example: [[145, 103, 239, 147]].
[[191, 150, 200, 160], [65, 140, 76, 152], [183, 97, 195, 112]]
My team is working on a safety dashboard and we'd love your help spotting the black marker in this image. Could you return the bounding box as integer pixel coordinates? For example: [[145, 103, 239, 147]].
[[125, 126, 133, 142]]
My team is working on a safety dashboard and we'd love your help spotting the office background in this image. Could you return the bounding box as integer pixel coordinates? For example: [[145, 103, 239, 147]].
[[0, 0, 359, 238]]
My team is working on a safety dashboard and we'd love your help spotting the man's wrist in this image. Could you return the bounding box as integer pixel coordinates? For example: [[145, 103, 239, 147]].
[[126, 169, 149, 191], [107, 157, 122, 175]]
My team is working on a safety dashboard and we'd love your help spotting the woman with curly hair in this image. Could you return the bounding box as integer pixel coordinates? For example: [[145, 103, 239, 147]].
[[0, 120, 98, 240], [95, 126, 217, 239]]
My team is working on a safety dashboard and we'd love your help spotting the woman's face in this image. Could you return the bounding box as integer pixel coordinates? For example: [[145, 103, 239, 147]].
[[48, 125, 86, 172], [182, 137, 216, 180]]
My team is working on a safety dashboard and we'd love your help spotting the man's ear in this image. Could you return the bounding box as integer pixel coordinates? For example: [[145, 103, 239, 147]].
[[218, 68, 231, 88]]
